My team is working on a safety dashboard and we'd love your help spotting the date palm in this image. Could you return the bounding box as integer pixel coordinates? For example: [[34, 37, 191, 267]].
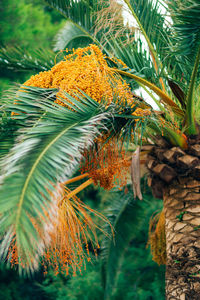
[[0, 0, 200, 299]]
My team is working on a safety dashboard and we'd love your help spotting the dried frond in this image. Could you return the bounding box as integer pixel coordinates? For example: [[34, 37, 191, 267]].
[[94, 0, 135, 45], [147, 209, 166, 265]]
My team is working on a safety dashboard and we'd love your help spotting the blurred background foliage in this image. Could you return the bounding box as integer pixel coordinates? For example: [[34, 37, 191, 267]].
[[0, 1, 165, 299], [0, 0, 64, 96]]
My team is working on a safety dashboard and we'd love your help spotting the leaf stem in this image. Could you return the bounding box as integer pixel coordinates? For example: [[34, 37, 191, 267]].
[[15, 122, 78, 232], [66, 179, 93, 199], [62, 173, 89, 185], [185, 46, 200, 135], [113, 68, 183, 117]]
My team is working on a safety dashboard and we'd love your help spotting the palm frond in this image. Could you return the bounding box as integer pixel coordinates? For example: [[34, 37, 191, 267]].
[[168, 0, 200, 59], [185, 47, 200, 134], [0, 47, 55, 73], [167, 0, 200, 133], [104, 37, 158, 88], [0, 86, 110, 273], [0, 114, 18, 159], [167, 0, 200, 89], [114, 69, 184, 117], [122, 0, 170, 73], [46, 0, 98, 47], [54, 20, 93, 51]]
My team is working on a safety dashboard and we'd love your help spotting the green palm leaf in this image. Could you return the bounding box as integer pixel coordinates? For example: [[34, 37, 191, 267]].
[[54, 20, 93, 51], [0, 47, 55, 73], [122, 0, 170, 72], [0, 114, 18, 159], [166, 0, 200, 88], [46, 0, 100, 49], [0, 86, 110, 273], [104, 37, 159, 88], [169, 0, 200, 60], [168, 0, 200, 133]]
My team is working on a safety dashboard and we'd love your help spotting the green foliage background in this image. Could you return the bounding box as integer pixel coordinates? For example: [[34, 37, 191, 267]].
[[0, 0, 64, 95], [0, 1, 165, 299]]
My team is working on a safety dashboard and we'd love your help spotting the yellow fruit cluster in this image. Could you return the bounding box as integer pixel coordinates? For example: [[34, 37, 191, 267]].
[[24, 44, 150, 118], [81, 139, 131, 190]]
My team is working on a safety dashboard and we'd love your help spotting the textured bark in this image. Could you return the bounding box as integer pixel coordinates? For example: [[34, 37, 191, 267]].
[[144, 136, 200, 299], [164, 178, 200, 300]]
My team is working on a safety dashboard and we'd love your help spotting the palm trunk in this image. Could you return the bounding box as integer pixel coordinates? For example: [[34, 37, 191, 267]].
[[164, 178, 200, 300], [145, 137, 200, 299]]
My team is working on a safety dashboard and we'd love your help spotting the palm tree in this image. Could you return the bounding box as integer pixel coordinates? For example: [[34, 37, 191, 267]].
[[0, 0, 200, 299]]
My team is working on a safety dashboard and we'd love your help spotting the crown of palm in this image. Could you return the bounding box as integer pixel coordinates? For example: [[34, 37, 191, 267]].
[[0, 0, 200, 279]]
